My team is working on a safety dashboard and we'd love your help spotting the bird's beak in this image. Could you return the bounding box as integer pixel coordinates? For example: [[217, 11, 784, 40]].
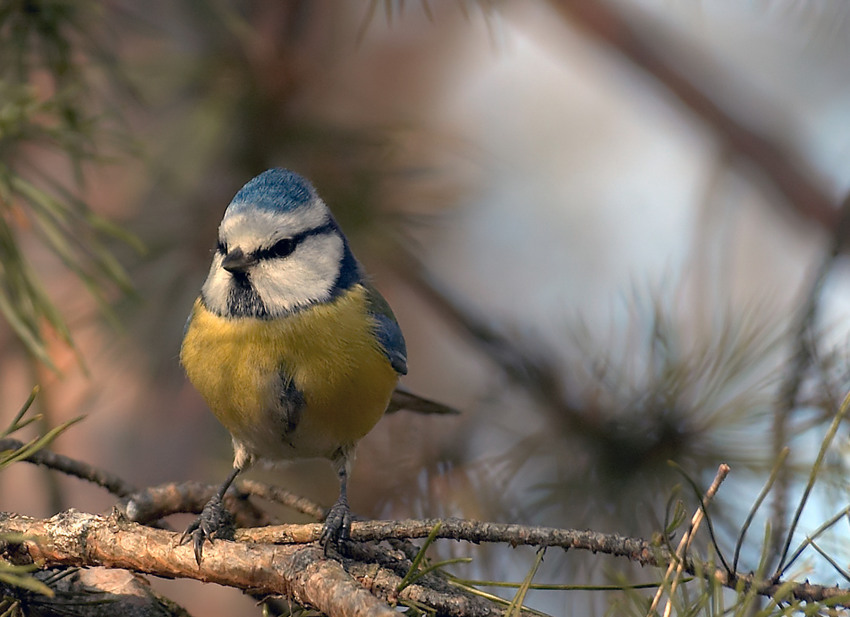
[[221, 247, 257, 274]]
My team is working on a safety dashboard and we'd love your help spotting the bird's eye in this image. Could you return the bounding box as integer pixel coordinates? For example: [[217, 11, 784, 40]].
[[266, 238, 296, 259]]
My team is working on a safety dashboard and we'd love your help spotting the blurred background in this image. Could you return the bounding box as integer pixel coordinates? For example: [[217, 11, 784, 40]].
[[3, 1, 850, 614]]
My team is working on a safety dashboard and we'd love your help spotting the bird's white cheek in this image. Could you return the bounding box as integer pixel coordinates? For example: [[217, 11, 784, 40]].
[[254, 234, 344, 314]]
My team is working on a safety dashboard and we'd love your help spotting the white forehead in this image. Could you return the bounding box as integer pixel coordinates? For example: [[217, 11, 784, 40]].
[[218, 197, 330, 246]]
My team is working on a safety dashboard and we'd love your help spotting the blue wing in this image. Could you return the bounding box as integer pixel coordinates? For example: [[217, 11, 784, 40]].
[[364, 282, 408, 376]]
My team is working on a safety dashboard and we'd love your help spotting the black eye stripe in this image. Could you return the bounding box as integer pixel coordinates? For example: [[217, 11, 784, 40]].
[[260, 237, 296, 260], [254, 222, 336, 261]]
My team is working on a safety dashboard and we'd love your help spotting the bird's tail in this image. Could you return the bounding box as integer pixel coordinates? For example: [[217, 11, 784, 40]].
[[387, 386, 459, 415]]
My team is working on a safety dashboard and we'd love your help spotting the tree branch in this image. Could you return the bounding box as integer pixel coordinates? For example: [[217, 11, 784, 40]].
[[239, 517, 850, 608], [0, 511, 535, 617], [6, 508, 846, 613], [1, 510, 399, 617]]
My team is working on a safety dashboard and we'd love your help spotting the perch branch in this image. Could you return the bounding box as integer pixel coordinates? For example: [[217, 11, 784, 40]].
[[4, 509, 850, 612], [0, 511, 535, 617], [1, 510, 398, 617], [241, 517, 850, 608]]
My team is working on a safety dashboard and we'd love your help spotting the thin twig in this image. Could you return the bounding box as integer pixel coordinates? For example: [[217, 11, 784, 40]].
[[0, 437, 136, 497], [769, 199, 850, 564], [733, 447, 789, 572], [774, 389, 850, 581], [648, 464, 730, 617], [121, 480, 269, 529], [778, 503, 850, 583], [237, 479, 326, 520]]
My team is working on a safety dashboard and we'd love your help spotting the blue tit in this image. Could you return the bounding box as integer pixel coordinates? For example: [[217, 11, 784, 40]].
[[180, 168, 409, 560]]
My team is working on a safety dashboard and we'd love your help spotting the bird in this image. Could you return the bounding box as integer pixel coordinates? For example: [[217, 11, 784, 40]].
[[180, 168, 424, 562]]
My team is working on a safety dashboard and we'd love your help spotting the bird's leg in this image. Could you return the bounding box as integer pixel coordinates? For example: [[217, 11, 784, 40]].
[[320, 464, 352, 553], [182, 467, 240, 564]]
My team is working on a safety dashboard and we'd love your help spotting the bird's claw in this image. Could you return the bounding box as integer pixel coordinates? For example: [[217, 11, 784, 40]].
[[181, 493, 232, 564], [320, 498, 352, 554]]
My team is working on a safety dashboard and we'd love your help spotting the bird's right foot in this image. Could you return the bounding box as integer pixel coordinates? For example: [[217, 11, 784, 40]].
[[320, 497, 352, 554], [181, 493, 233, 564]]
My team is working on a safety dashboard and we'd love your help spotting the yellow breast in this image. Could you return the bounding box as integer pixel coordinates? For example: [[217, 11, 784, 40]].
[[180, 285, 399, 460]]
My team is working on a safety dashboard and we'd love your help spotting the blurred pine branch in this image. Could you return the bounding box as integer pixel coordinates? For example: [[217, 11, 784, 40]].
[[0, 0, 141, 370], [0, 386, 80, 607]]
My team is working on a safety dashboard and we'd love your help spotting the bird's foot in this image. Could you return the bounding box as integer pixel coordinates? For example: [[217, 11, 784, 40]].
[[320, 498, 352, 554], [181, 493, 234, 564]]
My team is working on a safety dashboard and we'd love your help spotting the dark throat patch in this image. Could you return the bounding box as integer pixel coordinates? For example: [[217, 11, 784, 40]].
[[226, 273, 268, 318]]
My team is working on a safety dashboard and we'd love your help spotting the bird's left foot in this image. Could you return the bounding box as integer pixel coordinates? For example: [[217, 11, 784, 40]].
[[181, 493, 234, 564], [320, 498, 352, 553]]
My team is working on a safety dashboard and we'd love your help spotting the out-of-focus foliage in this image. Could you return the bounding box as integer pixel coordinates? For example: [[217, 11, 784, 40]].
[[0, 0, 140, 369], [0, 388, 80, 605]]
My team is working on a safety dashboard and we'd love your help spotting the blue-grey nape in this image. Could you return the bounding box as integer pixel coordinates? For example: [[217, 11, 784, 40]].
[[229, 168, 316, 213]]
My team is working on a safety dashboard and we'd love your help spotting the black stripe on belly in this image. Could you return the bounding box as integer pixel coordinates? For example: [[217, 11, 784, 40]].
[[279, 375, 305, 437]]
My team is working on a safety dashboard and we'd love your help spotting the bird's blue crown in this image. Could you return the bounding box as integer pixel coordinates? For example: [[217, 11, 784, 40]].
[[228, 168, 315, 214]]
